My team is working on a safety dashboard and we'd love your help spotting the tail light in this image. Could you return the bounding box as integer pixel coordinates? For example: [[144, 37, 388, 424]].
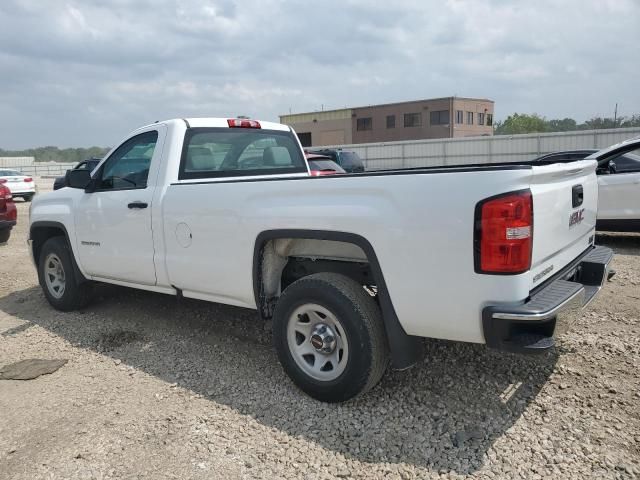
[[0, 184, 12, 202], [474, 189, 533, 274], [0, 185, 16, 221], [24, 177, 33, 182], [227, 119, 261, 129]]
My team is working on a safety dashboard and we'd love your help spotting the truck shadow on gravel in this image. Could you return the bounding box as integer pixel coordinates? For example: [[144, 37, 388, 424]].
[[0, 285, 558, 474], [595, 232, 640, 257]]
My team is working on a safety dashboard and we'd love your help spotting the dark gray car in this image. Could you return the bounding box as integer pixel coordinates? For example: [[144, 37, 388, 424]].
[[533, 149, 640, 174], [307, 149, 365, 173], [53, 158, 101, 190]]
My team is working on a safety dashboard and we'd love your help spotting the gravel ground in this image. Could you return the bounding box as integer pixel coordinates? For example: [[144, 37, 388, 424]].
[[0, 180, 639, 479]]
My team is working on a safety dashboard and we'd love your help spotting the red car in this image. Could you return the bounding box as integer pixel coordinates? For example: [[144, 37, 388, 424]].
[[305, 153, 346, 176], [0, 184, 17, 243]]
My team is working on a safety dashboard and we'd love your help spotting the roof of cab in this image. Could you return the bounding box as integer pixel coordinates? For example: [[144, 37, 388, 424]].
[[128, 118, 292, 138], [182, 118, 291, 131]]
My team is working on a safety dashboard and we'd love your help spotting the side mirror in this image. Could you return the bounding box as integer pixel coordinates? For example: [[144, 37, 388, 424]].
[[65, 169, 92, 189], [608, 160, 617, 174]]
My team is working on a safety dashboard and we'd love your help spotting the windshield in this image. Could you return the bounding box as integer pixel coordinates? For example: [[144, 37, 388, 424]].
[[338, 151, 363, 168], [76, 160, 100, 171], [309, 160, 344, 172]]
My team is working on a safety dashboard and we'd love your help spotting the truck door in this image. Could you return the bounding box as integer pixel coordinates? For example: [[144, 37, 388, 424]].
[[598, 148, 640, 221], [73, 127, 165, 285]]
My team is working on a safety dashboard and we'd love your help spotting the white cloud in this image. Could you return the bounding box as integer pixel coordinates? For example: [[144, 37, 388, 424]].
[[0, 0, 638, 148]]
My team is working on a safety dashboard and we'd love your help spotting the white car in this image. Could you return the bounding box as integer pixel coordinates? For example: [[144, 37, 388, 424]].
[[28, 118, 612, 402], [533, 137, 640, 232], [0, 170, 36, 202]]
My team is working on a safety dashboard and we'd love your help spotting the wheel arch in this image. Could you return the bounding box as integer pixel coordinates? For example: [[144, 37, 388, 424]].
[[30, 221, 88, 284], [252, 229, 423, 369]]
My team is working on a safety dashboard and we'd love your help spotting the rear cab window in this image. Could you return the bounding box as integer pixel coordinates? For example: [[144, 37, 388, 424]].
[[179, 128, 308, 180]]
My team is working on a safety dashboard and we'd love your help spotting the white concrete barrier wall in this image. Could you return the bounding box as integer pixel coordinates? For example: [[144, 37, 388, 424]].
[[0, 157, 35, 168], [317, 127, 640, 170], [3, 127, 640, 175]]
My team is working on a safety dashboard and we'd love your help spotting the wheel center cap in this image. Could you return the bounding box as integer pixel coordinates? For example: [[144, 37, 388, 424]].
[[310, 324, 337, 354]]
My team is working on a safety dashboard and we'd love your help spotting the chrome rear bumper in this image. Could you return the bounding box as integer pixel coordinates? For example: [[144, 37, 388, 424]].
[[482, 245, 614, 353]]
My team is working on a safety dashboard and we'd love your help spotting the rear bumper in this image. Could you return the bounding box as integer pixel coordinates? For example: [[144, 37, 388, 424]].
[[11, 190, 35, 197], [482, 245, 614, 354]]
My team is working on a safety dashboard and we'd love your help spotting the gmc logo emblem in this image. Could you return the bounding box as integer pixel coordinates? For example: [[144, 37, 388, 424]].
[[569, 208, 585, 228]]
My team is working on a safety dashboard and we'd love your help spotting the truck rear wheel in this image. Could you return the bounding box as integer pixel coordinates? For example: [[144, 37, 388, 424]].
[[273, 272, 389, 402], [38, 236, 92, 311]]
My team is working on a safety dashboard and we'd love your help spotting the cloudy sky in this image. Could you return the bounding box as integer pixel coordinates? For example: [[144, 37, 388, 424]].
[[0, 0, 638, 149]]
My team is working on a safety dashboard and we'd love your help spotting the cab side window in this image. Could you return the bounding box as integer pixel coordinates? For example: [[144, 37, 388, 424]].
[[97, 131, 158, 190]]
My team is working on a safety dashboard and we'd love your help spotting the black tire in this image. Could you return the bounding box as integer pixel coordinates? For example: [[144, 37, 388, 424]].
[[0, 228, 10, 244], [273, 272, 389, 402], [23, 194, 34, 202], [38, 236, 92, 311]]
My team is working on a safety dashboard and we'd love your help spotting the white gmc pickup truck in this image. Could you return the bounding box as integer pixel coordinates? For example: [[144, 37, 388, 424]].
[[29, 118, 613, 402]]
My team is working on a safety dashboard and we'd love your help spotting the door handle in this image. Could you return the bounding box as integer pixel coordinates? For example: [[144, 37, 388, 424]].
[[127, 201, 148, 209], [572, 184, 583, 208]]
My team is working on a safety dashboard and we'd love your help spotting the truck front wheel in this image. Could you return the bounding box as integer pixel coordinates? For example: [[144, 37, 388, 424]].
[[38, 237, 92, 311], [273, 272, 389, 402]]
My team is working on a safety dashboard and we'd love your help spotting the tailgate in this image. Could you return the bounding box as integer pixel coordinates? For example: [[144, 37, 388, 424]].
[[528, 159, 598, 289]]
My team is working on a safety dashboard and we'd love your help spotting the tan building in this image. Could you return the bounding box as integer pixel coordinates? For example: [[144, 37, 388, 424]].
[[280, 97, 494, 147]]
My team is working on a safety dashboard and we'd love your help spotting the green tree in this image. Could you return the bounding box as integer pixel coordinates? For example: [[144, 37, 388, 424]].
[[494, 113, 548, 134], [547, 118, 577, 132], [621, 115, 640, 127], [494, 113, 640, 135], [579, 117, 621, 130]]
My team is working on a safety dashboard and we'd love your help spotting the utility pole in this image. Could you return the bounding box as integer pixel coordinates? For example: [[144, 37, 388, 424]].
[[614, 103, 618, 126]]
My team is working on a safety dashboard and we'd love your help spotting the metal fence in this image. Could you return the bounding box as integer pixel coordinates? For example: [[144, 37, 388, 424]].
[[0, 162, 76, 177], [319, 127, 640, 170]]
